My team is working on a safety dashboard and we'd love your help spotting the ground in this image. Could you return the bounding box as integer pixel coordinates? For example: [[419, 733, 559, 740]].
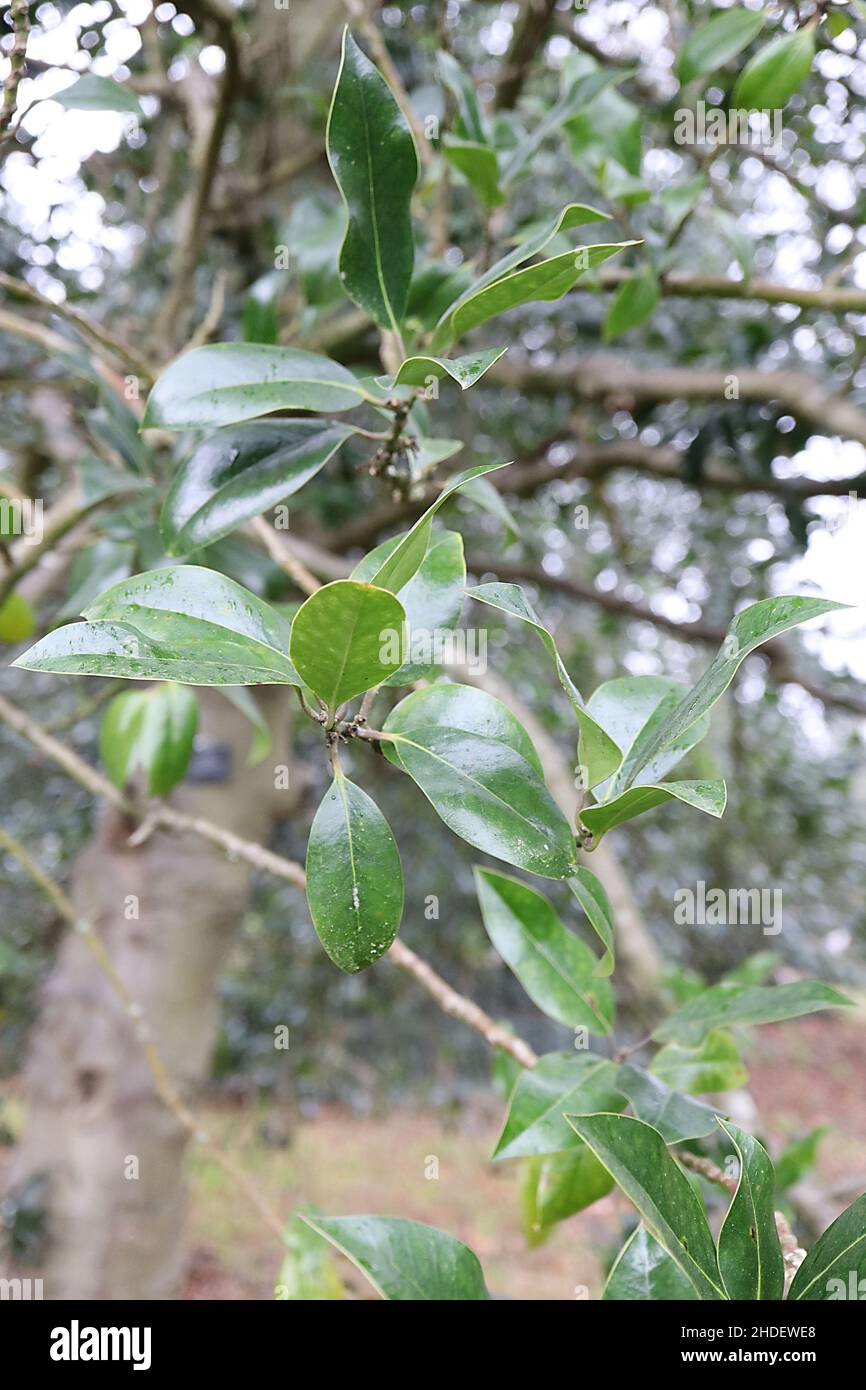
[[4, 1012, 865, 1300]]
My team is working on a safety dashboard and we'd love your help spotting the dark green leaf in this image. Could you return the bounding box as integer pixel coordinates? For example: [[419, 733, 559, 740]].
[[289, 579, 407, 711], [604, 1225, 698, 1300], [16, 565, 301, 685], [475, 869, 613, 1033], [580, 779, 727, 842], [142, 345, 368, 430], [381, 681, 543, 772], [654, 981, 853, 1047], [442, 137, 503, 210], [468, 581, 620, 788], [616, 1064, 722, 1144], [300, 1213, 489, 1300], [306, 774, 403, 972], [567, 1113, 727, 1299], [493, 1052, 624, 1159], [717, 1119, 785, 1300], [567, 867, 614, 976], [326, 29, 419, 329], [160, 419, 356, 553], [521, 1147, 613, 1244], [277, 1211, 344, 1300], [789, 1192, 866, 1300]]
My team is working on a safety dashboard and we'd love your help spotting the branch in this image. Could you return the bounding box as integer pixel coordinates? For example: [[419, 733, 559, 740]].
[[492, 356, 866, 450], [0, 0, 29, 154], [0, 690, 537, 1068], [467, 559, 866, 719], [0, 272, 156, 381], [598, 266, 866, 316], [495, 0, 558, 110]]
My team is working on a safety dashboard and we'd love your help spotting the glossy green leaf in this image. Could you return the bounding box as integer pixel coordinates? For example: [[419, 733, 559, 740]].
[[442, 137, 503, 210], [789, 1192, 866, 1300], [493, 1052, 624, 1160], [439, 241, 638, 349], [392, 346, 506, 391], [142, 345, 367, 430], [603, 269, 659, 341], [616, 1064, 722, 1144], [732, 27, 816, 111], [100, 682, 198, 797], [468, 581, 620, 789], [367, 460, 508, 594], [326, 29, 419, 329], [52, 73, 142, 114], [580, 779, 727, 842], [567, 867, 614, 977], [604, 1224, 698, 1300], [381, 681, 543, 773], [382, 709, 575, 879], [300, 1214, 489, 1300], [289, 580, 406, 711], [587, 675, 710, 799], [567, 1113, 726, 1299], [160, 420, 356, 553], [677, 8, 766, 84], [306, 773, 403, 972], [651, 1030, 748, 1094], [521, 1147, 613, 1244], [352, 531, 465, 685], [16, 565, 301, 685], [475, 869, 613, 1033], [654, 981, 853, 1047], [717, 1119, 785, 1301], [431, 202, 610, 350]]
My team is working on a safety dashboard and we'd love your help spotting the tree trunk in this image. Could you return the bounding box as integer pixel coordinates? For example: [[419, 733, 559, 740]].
[[3, 689, 295, 1300]]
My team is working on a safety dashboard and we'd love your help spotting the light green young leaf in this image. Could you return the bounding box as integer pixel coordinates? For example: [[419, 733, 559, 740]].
[[468, 581, 620, 788], [160, 419, 356, 553], [653, 981, 853, 1047], [732, 26, 816, 112], [142, 344, 368, 430], [587, 674, 710, 798], [351, 531, 465, 685], [717, 1119, 785, 1301], [604, 1224, 698, 1300], [775, 1125, 829, 1192], [300, 1214, 489, 1300], [100, 683, 198, 796], [788, 1192, 866, 1300], [493, 1052, 624, 1160], [566, 1113, 727, 1299], [617, 596, 848, 791], [579, 779, 727, 842], [289, 579, 407, 711], [677, 8, 766, 85], [651, 1030, 748, 1094], [277, 1211, 344, 1301], [381, 681, 543, 772], [521, 1147, 613, 1245], [475, 869, 613, 1034], [392, 346, 507, 391], [306, 773, 403, 972], [326, 29, 419, 329]]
